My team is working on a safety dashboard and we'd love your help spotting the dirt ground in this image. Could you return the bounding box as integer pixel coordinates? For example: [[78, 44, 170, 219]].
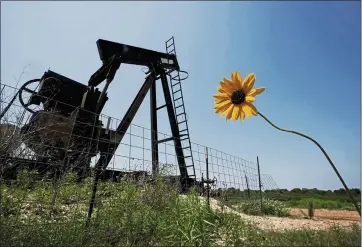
[[289, 208, 361, 222], [199, 197, 361, 231]]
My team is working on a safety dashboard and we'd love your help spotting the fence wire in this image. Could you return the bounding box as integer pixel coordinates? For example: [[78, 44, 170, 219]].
[[0, 82, 281, 245]]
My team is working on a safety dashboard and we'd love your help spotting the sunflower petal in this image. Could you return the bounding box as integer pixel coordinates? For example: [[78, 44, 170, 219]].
[[225, 104, 234, 120], [233, 71, 243, 89], [247, 102, 259, 116], [217, 86, 226, 94], [213, 93, 229, 100], [214, 97, 228, 104], [231, 72, 237, 84], [220, 80, 234, 95], [223, 77, 238, 91], [241, 73, 256, 94], [239, 107, 245, 122], [245, 96, 255, 102], [215, 99, 231, 113], [248, 87, 265, 97], [220, 104, 233, 118], [241, 102, 258, 117], [215, 104, 229, 114], [220, 78, 239, 94], [214, 99, 227, 106], [231, 105, 240, 121], [223, 77, 233, 85], [214, 99, 231, 109]]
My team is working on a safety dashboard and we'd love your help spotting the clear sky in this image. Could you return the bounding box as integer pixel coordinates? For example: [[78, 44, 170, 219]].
[[1, 1, 360, 190]]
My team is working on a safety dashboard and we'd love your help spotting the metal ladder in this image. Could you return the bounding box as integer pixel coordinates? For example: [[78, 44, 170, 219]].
[[165, 36, 196, 181]]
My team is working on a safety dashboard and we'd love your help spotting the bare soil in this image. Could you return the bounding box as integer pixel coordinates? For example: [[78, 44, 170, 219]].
[[289, 208, 361, 222], [201, 197, 361, 231]]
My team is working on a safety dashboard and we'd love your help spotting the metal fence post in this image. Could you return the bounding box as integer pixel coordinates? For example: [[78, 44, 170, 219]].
[[257, 156, 263, 216], [245, 175, 251, 199], [205, 147, 210, 207]]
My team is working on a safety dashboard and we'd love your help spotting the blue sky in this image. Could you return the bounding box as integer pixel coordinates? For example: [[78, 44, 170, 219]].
[[1, 1, 360, 190]]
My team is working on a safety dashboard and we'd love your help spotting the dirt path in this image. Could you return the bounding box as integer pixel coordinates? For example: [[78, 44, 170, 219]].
[[203, 197, 361, 231], [290, 208, 360, 222]]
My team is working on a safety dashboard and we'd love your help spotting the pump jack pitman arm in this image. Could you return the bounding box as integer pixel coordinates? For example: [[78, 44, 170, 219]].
[[88, 55, 122, 88]]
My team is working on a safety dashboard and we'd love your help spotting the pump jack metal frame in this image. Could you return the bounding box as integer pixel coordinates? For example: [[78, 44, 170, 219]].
[[85, 37, 196, 227]]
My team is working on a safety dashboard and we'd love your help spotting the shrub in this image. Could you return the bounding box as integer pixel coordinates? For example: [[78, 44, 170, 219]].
[[236, 198, 290, 217]]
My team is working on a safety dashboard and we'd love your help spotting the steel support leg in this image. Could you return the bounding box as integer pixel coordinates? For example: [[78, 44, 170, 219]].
[[159, 71, 188, 183], [150, 81, 159, 176]]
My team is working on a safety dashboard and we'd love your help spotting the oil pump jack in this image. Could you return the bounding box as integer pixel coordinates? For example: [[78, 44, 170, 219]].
[[0, 37, 197, 195]]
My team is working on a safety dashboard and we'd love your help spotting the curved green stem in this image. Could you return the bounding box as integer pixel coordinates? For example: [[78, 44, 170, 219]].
[[258, 112, 361, 217]]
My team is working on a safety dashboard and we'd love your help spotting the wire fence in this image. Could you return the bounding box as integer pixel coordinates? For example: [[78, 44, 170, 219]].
[[0, 82, 284, 245], [0, 83, 279, 193]]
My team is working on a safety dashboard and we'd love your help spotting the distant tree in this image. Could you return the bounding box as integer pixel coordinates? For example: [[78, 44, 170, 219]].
[[291, 188, 301, 193], [301, 188, 310, 194], [311, 188, 319, 194], [334, 188, 346, 195], [317, 190, 326, 195], [351, 188, 361, 196]]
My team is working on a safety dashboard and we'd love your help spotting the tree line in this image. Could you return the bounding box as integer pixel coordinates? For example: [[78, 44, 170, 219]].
[[210, 187, 361, 202]]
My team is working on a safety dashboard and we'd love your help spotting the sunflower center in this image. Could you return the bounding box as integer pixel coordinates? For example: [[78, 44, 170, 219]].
[[231, 90, 245, 104]]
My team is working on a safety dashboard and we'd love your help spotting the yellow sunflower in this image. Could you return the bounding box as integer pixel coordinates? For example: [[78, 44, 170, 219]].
[[213, 71, 265, 122]]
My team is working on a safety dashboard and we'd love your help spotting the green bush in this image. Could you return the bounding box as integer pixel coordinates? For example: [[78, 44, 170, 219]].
[[236, 198, 290, 217]]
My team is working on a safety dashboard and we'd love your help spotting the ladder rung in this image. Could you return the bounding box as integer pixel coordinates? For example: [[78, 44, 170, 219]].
[[180, 129, 188, 133], [173, 89, 181, 94], [157, 137, 174, 144], [180, 137, 189, 141], [184, 155, 192, 159], [168, 49, 175, 54], [183, 146, 190, 149], [176, 112, 185, 117], [156, 104, 167, 110], [166, 43, 174, 49], [174, 96, 183, 101], [175, 105, 183, 109], [178, 120, 186, 125], [172, 75, 180, 80], [172, 82, 180, 87], [186, 165, 194, 168], [166, 37, 174, 44]]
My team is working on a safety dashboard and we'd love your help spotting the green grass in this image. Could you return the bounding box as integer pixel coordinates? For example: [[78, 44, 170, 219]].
[[0, 170, 360, 246]]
